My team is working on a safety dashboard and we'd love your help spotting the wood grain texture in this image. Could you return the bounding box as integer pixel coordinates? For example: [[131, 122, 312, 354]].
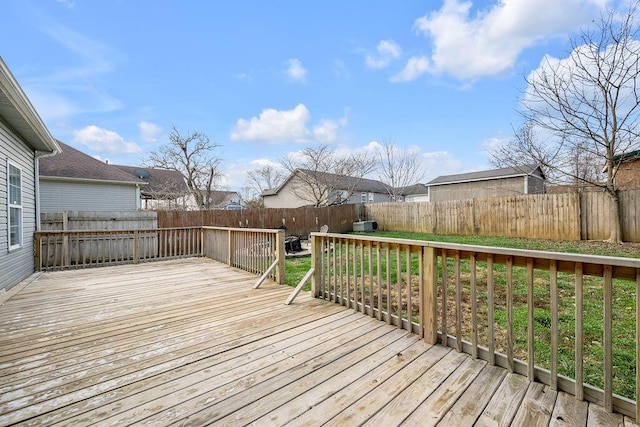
[[0, 258, 627, 426]]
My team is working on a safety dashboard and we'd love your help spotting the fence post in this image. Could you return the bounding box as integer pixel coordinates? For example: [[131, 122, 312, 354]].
[[275, 229, 286, 284], [310, 234, 322, 297], [422, 246, 438, 344]]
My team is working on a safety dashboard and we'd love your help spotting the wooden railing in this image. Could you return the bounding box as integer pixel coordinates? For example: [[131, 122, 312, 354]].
[[34, 227, 285, 284], [309, 232, 640, 419], [202, 226, 285, 284]]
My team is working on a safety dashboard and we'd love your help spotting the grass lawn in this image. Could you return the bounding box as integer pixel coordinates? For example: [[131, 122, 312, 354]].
[[284, 231, 640, 399]]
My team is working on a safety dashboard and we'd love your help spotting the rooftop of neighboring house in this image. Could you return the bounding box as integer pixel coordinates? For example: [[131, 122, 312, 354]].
[[112, 165, 189, 197], [612, 149, 640, 163], [39, 141, 144, 185], [398, 183, 429, 196], [197, 189, 241, 208], [263, 169, 390, 196], [427, 164, 544, 186]]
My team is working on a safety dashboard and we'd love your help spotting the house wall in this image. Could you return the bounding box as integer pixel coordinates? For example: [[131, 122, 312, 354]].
[[406, 194, 430, 202], [0, 121, 37, 293], [429, 176, 527, 203], [264, 175, 393, 208], [615, 159, 640, 190], [527, 174, 546, 194], [40, 179, 140, 213]]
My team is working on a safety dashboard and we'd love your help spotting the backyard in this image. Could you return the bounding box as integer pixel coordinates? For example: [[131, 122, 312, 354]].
[[284, 231, 640, 400]]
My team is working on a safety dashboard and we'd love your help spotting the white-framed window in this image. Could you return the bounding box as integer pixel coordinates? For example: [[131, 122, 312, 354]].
[[7, 161, 23, 250], [368, 192, 374, 202], [361, 192, 367, 203]]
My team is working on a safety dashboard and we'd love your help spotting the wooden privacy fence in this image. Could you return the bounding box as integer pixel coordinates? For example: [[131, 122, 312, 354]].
[[364, 189, 640, 242], [34, 227, 285, 284], [157, 204, 362, 239], [308, 232, 640, 419], [40, 211, 158, 231]]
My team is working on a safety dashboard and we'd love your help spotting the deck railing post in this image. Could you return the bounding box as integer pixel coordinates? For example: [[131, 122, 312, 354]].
[[275, 229, 285, 284], [311, 234, 322, 297], [422, 246, 438, 345], [34, 232, 42, 271]]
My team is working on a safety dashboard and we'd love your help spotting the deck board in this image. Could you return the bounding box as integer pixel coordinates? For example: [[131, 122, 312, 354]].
[[0, 258, 628, 426]]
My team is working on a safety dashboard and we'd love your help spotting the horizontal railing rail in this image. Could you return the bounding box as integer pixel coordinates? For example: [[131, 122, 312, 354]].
[[34, 226, 285, 284], [309, 232, 640, 420]]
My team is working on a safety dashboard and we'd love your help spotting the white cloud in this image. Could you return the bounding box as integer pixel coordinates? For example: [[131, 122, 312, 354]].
[[411, 0, 605, 80], [390, 56, 430, 82], [138, 121, 162, 143], [365, 39, 402, 69], [285, 59, 307, 83], [72, 125, 142, 154], [230, 104, 347, 144], [421, 151, 465, 181]]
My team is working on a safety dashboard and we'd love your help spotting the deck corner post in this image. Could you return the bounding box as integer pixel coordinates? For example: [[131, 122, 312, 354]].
[[275, 229, 286, 284], [34, 232, 42, 271], [227, 229, 232, 266], [311, 234, 321, 297], [422, 246, 438, 345]]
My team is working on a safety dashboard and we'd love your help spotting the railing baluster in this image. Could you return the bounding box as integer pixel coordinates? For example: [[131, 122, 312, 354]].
[[550, 259, 558, 391], [527, 258, 535, 381], [352, 239, 358, 310], [346, 240, 351, 309], [507, 255, 514, 373], [377, 243, 382, 321], [368, 241, 374, 317], [360, 241, 365, 313], [386, 246, 391, 325], [396, 244, 402, 329], [636, 269, 640, 422], [441, 249, 448, 347], [604, 264, 613, 412], [406, 246, 412, 332], [471, 253, 478, 359], [333, 237, 338, 303], [455, 251, 462, 352], [574, 263, 584, 400], [418, 247, 424, 338], [339, 240, 344, 306], [487, 254, 495, 366]]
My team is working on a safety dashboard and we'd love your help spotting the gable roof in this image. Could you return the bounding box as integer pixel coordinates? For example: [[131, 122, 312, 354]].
[[426, 165, 544, 187], [40, 141, 145, 185], [263, 169, 390, 197], [0, 57, 59, 153], [113, 165, 189, 196], [399, 183, 429, 196], [198, 190, 240, 207]]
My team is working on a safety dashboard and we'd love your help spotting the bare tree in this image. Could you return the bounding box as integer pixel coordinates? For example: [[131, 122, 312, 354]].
[[488, 121, 604, 185], [145, 125, 223, 210], [376, 139, 425, 201], [280, 144, 377, 207], [509, 1, 640, 242], [245, 164, 286, 206]]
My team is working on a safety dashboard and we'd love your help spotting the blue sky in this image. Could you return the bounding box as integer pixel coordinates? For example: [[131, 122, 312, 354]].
[[1, 0, 611, 190]]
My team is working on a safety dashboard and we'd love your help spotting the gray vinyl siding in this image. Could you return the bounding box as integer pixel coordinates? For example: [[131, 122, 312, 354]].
[[39, 180, 139, 213], [0, 121, 36, 293]]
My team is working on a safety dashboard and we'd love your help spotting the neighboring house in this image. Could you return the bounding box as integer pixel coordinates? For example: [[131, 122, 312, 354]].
[[611, 149, 640, 190], [113, 165, 190, 210], [0, 57, 60, 292], [201, 190, 244, 210], [426, 165, 546, 203], [263, 169, 392, 208], [400, 184, 430, 202], [39, 141, 145, 212]]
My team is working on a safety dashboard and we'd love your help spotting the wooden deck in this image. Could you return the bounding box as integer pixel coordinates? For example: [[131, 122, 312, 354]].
[[0, 258, 633, 426]]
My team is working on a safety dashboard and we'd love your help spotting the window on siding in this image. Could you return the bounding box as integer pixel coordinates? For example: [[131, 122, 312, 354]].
[[361, 192, 367, 203], [368, 192, 374, 202], [8, 162, 23, 250]]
